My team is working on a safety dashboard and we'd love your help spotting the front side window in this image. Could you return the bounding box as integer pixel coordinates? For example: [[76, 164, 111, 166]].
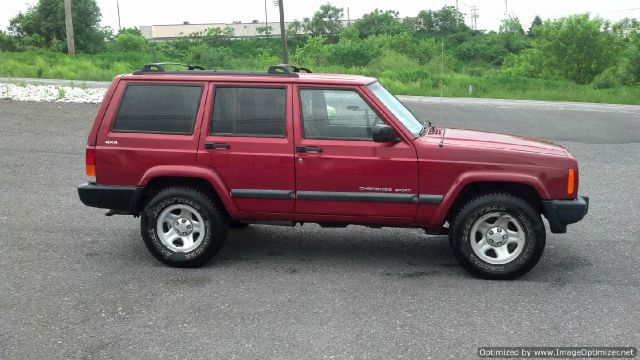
[[211, 87, 286, 137], [299, 88, 384, 140], [112, 84, 203, 134]]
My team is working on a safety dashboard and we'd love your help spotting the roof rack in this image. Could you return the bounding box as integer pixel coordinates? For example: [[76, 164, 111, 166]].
[[133, 63, 312, 77], [140, 62, 205, 72], [267, 64, 312, 74]]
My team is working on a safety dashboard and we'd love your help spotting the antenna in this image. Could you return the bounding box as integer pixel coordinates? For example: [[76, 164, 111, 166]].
[[440, 36, 444, 125]]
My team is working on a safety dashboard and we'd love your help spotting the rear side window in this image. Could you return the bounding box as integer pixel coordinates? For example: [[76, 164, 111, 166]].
[[211, 87, 286, 137], [112, 84, 203, 134]]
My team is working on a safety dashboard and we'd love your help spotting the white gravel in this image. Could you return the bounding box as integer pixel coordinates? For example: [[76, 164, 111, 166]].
[[0, 83, 107, 103]]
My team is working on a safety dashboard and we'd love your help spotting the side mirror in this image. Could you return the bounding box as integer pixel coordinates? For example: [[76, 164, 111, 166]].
[[372, 123, 400, 143]]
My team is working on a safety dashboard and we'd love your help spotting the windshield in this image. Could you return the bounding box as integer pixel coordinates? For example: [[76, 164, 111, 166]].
[[368, 82, 424, 137]]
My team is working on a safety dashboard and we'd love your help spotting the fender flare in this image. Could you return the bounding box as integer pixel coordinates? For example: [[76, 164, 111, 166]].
[[138, 165, 240, 217], [432, 170, 550, 225]]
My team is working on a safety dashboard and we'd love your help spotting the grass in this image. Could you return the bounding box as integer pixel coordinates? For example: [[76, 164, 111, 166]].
[[1, 49, 639, 105]]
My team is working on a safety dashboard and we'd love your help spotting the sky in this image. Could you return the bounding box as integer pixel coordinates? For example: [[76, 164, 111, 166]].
[[1, 0, 639, 33]]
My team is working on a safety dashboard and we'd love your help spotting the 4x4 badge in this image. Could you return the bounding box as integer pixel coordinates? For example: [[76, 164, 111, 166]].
[[105, 140, 118, 145]]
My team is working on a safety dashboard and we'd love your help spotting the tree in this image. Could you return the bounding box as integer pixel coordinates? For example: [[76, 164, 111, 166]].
[[302, 4, 344, 37], [534, 14, 617, 84], [500, 16, 524, 35], [200, 26, 235, 44], [457, 32, 509, 65], [611, 18, 640, 36], [115, 32, 147, 52], [9, 0, 107, 53], [528, 15, 543, 37], [117, 27, 143, 37], [353, 9, 405, 38], [0, 31, 19, 51], [327, 27, 379, 67], [416, 6, 468, 35], [499, 16, 529, 54], [256, 25, 273, 36], [287, 20, 303, 35]]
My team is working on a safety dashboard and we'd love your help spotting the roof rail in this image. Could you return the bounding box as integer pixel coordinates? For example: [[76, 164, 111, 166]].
[[268, 64, 312, 74], [138, 63, 205, 73], [132, 63, 310, 77]]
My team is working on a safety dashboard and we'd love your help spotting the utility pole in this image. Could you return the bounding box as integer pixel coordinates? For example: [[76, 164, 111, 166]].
[[456, 0, 459, 10], [347, 7, 351, 26], [276, 0, 288, 64], [469, 6, 479, 30], [64, 0, 75, 55], [504, 0, 508, 18], [264, 0, 269, 38], [117, 0, 122, 32]]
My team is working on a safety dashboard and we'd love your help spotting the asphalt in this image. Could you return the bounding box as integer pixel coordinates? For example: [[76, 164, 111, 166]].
[[1, 98, 639, 359]]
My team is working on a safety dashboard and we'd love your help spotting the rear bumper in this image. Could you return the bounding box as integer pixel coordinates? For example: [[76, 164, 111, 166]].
[[77, 182, 143, 212], [542, 196, 589, 234]]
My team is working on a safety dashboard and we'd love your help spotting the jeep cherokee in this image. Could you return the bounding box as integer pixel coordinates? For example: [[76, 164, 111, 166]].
[[78, 63, 589, 279]]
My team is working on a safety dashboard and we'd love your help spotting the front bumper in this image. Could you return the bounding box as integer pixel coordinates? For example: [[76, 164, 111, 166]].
[[77, 182, 143, 212], [542, 196, 589, 234]]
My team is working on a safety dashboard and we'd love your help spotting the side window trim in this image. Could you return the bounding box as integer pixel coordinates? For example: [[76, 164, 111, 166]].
[[111, 82, 204, 135], [298, 86, 387, 141], [210, 85, 288, 138]]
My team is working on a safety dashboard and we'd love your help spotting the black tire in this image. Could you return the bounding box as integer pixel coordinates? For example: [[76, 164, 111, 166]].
[[229, 220, 250, 229], [140, 187, 228, 268], [449, 193, 546, 280]]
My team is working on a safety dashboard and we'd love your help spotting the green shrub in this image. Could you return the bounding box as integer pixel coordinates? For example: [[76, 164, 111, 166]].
[[592, 67, 624, 89], [115, 32, 148, 52], [187, 45, 233, 69], [0, 31, 18, 52]]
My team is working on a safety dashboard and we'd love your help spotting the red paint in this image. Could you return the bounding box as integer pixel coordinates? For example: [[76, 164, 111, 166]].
[[88, 72, 581, 229]]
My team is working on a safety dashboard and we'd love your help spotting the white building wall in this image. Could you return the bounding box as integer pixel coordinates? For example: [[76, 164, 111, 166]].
[[139, 20, 352, 40]]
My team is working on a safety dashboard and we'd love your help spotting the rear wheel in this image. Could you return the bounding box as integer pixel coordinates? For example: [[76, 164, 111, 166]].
[[141, 187, 228, 267], [449, 193, 546, 280]]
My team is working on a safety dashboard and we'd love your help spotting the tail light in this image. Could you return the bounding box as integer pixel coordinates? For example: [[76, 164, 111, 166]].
[[567, 168, 575, 195], [86, 146, 96, 177]]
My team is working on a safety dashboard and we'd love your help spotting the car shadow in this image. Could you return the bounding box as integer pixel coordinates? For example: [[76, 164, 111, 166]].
[[213, 224, 462, 272], [116, 223, 587, 283]]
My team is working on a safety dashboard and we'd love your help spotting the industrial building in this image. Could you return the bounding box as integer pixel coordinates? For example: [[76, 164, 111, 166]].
[[140, 20, 352, 40]]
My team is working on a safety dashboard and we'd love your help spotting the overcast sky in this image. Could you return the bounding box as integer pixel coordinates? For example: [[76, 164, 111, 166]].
[[2, 0, 639, 33]]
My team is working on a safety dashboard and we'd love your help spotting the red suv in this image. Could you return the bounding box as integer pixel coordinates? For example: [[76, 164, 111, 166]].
[[78, 63, 588, 279]]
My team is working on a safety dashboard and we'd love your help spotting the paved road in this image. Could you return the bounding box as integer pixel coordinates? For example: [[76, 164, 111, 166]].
[[1, 99, 639, 359]]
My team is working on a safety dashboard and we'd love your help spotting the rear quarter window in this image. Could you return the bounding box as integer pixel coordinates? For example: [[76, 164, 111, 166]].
[[112, 84, 203, 134]]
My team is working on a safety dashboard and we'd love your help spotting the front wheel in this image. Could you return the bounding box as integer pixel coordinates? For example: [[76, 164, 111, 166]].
[[449, 193, 546, 280], [141, 187, 228, 267]]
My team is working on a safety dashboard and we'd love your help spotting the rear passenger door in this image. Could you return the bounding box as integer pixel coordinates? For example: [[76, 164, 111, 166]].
[[199, 83, 295, 214]]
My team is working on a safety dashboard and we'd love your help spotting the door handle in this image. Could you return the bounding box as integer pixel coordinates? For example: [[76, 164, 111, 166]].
[[205, 143, 230, 149], [296, 146, 323, 153]]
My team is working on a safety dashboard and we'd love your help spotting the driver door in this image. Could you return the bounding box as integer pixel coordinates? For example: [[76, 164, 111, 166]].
[[293, 85, 419, 219]]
